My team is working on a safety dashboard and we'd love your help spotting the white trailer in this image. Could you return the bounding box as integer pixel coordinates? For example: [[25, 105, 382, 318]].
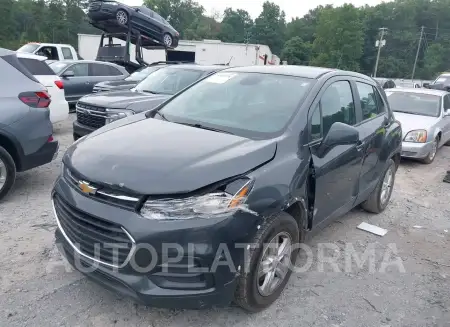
[[78, 34, 280, 66]]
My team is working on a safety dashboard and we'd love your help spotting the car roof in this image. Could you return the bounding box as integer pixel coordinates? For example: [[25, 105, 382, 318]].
[[163, 64, 226, 72], [387, 88, 448, 96], [15, 52, 47, 61]]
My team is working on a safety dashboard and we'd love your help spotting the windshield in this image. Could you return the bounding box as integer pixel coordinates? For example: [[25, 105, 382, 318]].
[[17, 44, 40, 53], [386, 92, 441, 117], [125, 66, 161, 82], [433, 75, 450, 84], [134, 67, 204, 95], [49, 61, 70, 74], [158, 72, 314, 139]]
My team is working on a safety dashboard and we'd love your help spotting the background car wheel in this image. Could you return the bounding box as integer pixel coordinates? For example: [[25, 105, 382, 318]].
[[361, 158, 396, 214], [0, 146, 16, 201], [234, 212, 300, 312], [116, 10, 128, 25], [163, 33, 173, 47], [421, 137, 438, 164]]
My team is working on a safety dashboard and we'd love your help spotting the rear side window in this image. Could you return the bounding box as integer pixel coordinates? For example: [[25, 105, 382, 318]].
[[1, 55, 40, 83], [90, 63, 116, 76], [356, 82, 383, 120], [18, 58, 55, 76], [107, 65, 123, 76], [61, 47, 73, 59], [444, 95, 450, 110]]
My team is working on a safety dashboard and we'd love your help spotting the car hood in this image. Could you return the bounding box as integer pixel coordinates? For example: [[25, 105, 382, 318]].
[[78, 90, 169, 109], [394, 112, 439, 136], [95, 80, 138, 89], [427, 83, 446, 90], [64, 116, 277, 195]]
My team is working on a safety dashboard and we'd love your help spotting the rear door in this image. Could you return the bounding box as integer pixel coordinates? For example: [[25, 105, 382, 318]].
[[442, 94, 450, 144], [352, 79, 390, 198], [61, 62, 90, 103], [89, 63, 125, 90], [134, 7, 162, 39], [308, 78, 364, 226]]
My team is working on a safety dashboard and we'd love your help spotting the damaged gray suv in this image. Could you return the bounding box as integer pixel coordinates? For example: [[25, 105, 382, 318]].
[[53, 66, 401, 312]]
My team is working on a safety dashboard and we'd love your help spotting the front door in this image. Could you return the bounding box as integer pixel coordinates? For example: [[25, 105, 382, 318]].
[[308, 79, 364, 226], [352, 80, 390, 197], [441, 94, 450, 144], [61, 63, 91, 104]]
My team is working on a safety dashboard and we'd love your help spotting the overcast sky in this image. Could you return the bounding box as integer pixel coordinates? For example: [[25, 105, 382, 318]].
[[122, 0, 390, 20]]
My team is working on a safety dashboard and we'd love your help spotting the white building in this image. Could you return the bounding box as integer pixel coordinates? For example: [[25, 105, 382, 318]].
[[78, 34, 280, 66]]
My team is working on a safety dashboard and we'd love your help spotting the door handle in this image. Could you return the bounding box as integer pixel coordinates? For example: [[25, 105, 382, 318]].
[[356, 141, 365, 151]]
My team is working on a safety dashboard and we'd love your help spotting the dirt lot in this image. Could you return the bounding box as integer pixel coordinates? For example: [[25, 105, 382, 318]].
[[1, 115, 450, 327]]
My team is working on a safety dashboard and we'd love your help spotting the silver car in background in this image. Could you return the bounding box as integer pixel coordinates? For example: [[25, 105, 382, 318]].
[[385, 88, 450, 164]]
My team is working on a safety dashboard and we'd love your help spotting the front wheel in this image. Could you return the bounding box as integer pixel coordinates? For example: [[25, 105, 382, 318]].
[[116, 9, 128, 26], [361, 158, 396, 214], [234, 212, 300, 312], [421, 137, 438, 164], [163, 33, 173, 47], [0, 146, 16, 201]]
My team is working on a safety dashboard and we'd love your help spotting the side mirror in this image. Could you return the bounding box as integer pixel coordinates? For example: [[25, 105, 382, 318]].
[[423, 83, 430, 88], [317, 122, 359, 157], [135, 7, 140, 12], [62, 70, 74, 78]]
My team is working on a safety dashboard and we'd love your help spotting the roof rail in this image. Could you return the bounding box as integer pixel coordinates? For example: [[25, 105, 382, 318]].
[[149, 61, 195, 66]]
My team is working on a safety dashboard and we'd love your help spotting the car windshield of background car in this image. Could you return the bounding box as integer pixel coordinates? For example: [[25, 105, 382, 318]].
[[433, 75, 450, 84], [17, 44, 40, 53], [134, 67, 203, 95], [386, 92, 440, 117], [158, 72, 313, 139], [49, 61, 70, 74], [125, 66, 161, 82]]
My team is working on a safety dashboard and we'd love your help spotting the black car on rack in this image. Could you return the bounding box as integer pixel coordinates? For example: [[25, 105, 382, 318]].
[[73, 64, 224, 140], [87, 0, 179, 48]]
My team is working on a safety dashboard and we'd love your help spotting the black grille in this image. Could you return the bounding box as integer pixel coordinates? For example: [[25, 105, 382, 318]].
[[77, 102, 107, 112], [77, 111, 105, 129], [54, 194, 133, 266], [88, 1, 101, 11]]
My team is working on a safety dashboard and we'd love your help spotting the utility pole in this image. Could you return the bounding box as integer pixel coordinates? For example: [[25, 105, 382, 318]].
[[412, 26, 425, 80], [373, 27, 387, 78], [435, 19, 439, 40]]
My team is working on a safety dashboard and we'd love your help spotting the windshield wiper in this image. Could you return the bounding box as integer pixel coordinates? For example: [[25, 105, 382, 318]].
[[149, 110, 169, 121], [177, 122, 235, 135], [141, 90, 162, 94]]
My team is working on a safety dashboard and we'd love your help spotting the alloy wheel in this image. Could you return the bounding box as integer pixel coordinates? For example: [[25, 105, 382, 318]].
[[0, 158, 7, 191], [257, 232, 292, 297], [116, 11, 128, 25], [163, 34, 173, 47], [380, 165, 394, 206], [428, 140, 438, 161]]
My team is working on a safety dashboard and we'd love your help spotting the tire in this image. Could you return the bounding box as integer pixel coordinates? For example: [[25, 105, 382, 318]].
[[421, 137, 438, 164], [116, 9, 128, 26], [234, 212, 300, 312], [444, 139, 450, 146], [0, 146, 17, 201], [163, 33, 173, 47], [361, 158, 396, 214]]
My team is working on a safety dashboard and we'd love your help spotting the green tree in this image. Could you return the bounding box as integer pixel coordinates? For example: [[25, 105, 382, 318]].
[[218, 8, 253, 43], [252, 1, 286, 54], [311, 4, 364, 71], [280, 37, 312, 65]]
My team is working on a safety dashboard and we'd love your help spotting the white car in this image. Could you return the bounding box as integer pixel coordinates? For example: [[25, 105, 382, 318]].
[[15, 52, 69, 123]]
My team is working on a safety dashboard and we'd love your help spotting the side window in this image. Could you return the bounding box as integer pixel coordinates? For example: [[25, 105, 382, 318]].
[[35, 46, 59, 60], [61, 47, 73, 59], [374, 88, 386, 113], [69, 63, 89, 77], [321, 81, 356, 136], [90, 63, 113, 76], [18, 58, 55, 75], [106, 65, 122, 76], [356, 82, 381, 120], [310, 103, 322, 141], [443, 95, 450, 111]]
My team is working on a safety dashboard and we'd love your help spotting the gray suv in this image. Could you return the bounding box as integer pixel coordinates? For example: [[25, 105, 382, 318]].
[[0, 48, 59, 200]]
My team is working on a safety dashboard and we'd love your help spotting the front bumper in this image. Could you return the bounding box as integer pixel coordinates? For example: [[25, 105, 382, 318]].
[[401, 141, 434, 159], [52, 176, 260, 308], [73, 120, 97, 140]]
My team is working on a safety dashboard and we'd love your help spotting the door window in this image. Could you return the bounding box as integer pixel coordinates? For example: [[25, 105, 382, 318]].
[[356, 82, 382, 120], [90, 63, 114, 76], [320, 81, 356, 136], [68, 63, 89, 76], [61, 47, 73, 59], [106, 65, 123, 76], [18, 58, 55, 75], [35, 46, 59, 60], [443, 95, 450, 112], [310, 103, 322, 141]]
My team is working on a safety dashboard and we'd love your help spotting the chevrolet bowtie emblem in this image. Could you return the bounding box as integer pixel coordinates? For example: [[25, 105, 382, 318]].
[[78, 181, 97, 195]]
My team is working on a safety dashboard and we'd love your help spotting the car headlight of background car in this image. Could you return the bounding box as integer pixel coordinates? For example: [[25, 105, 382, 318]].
[[105, 108, 135, 124], [140, 178, 255, 220], [403, 129, 427, 143]]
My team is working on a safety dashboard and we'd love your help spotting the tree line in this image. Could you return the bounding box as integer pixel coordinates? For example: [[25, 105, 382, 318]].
[[1, 0, 450, 79]]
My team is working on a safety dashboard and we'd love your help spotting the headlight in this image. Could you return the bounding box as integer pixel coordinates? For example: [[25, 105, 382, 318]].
[[140, 179, 255, 220], [404, 129, 427, 143], [105, 109, 134, 124]]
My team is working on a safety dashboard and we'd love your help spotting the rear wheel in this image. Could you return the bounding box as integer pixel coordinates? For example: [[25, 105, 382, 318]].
[[234, 212, 300, 312], [421, 137, 438, 164], [163, 33, 173, 47], [0, 146, 16, 201], [361, 159, 396, 214], [116, 10, 128, 26]]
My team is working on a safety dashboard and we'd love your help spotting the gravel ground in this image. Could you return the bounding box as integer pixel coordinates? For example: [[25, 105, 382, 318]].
[[1, 114, 450, 327]]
